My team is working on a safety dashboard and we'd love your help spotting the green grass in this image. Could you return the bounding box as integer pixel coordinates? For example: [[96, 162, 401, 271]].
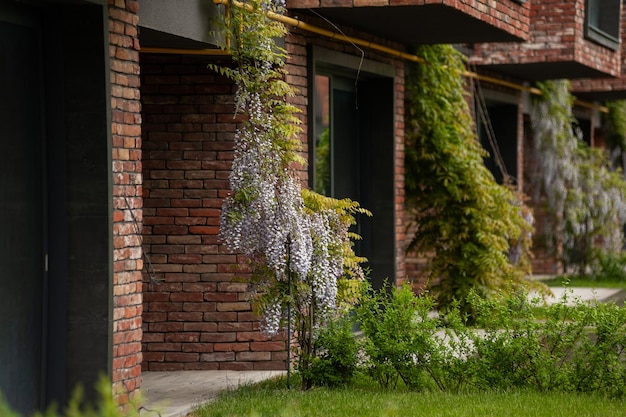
[[540, 276, 626, 289], [193, 376, 626, 417]]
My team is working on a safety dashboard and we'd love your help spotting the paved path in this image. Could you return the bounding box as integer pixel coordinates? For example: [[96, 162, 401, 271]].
[[533, 286, 626, 306], [140, 370, 286, 417]]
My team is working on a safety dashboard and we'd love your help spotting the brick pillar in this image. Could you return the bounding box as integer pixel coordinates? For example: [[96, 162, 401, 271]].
[[140, 53, 287, 372], [108, 0, 143, 408]]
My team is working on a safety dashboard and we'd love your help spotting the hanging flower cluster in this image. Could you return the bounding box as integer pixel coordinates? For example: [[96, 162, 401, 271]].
[[530, 80, 626, 273], [211, 0, 368, 340]]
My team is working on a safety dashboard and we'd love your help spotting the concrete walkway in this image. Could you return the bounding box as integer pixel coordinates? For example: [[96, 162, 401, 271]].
[[534, 286, 626, 306], [140, 370, 286, 417]]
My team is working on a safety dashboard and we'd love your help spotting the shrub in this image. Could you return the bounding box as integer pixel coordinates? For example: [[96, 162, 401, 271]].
[[300, 314, 359, 388], [355, 282, 444, 391], [355, 283, 626, 397], [592, 251, 626, 282], [469, 289, 626, 396]]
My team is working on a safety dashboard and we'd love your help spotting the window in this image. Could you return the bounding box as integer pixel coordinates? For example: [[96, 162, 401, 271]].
[[310, 47, 396, 289], [585, 0, 621, 50], [312, 73, 359, 200]]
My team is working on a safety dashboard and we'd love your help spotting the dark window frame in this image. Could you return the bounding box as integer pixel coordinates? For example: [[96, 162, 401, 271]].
[[585, 0, 621, 51]]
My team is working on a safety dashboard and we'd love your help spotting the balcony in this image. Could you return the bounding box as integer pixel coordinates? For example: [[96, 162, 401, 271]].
[[468, 0, 622, 81], [138, 0, 224, 50], [571, 2, 626, 101], [285, 0, 530, 45]]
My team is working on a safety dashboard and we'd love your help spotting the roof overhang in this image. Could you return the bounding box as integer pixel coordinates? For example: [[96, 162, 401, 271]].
[[288, 2, 529, 45], [138, 0, 224, 49]]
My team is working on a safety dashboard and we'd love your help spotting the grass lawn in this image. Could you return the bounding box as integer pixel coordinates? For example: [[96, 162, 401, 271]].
[[192, 376, 626, 417], [540, 276, 626, 289]]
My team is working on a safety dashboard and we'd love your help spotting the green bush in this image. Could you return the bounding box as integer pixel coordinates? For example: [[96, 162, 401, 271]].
[[592, 251, 626, 282], [467, 289, 626, 396], [300, 314, 359, 388], [355, 282, 444, 391], [354, 283, 626, 396]]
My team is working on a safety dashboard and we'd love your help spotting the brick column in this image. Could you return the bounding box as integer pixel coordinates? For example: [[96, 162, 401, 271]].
[[140, 54, 287, 372], [108, 0, 143, 408]]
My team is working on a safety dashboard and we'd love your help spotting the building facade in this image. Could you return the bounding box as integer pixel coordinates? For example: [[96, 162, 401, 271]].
[[1, 0, 624, 413]]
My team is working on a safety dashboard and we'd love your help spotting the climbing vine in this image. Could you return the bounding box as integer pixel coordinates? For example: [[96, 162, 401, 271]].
[[210, 0, 368, 388], [605, 100, 626, 173], [405, 44, 536, 320], [529, 80, 626, 275]]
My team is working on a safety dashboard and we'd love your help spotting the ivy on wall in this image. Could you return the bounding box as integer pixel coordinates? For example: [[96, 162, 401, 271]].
[[605, 100, 626, 173], [405, 44, 535, 319], [530, 80, 626, 275]]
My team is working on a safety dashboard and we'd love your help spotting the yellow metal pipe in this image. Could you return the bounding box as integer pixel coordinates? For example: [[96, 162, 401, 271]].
[[212, 0, 424, 63], [140, 46, 231, 56], [465, 71, 543, 96], [137, 0, 605, 113], [210, 0, 607, 112]]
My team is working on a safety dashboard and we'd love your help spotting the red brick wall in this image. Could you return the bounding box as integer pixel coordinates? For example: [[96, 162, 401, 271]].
[[571, 3, 626, 96], [108, 0, 143, 408], [140, 17, 407, 371], [140, 54, 287, 371], [522, 115, 563, 275], [469, 0, 620, 78]]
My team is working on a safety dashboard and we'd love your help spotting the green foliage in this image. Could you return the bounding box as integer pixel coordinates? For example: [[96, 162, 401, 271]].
[[530, 81, 626, 275], [353, 282, 626, 397], [299, 314, 359, 388], [0, 395, 20, 417], [195, 290, 626, 415], [467, 289, 626, 396], [355, 282, 442, 390], [404, 44, 536, 319], [605, 100, 626, 171], [0, 377, 138, 417], [592, 251, 626, 282]]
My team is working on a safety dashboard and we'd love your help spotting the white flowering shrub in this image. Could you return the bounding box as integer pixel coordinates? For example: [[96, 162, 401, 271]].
[[530, 80, 626, 274], [210, 0, 369, 387]]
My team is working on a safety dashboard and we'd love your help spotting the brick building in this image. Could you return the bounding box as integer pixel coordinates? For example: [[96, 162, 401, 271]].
[[468, 0, 625, 274], [1, 0, 625, 413], [138, 0, 532, 375]]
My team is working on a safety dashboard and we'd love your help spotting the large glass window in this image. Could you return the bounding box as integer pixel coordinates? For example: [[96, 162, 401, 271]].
[[312, 73, 359, 200], [310, 50, 396, 289], [585, 0, 621, 50], [313, 74, 331, 196]]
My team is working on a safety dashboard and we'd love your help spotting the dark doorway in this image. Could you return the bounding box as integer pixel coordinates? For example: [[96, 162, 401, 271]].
[[312, 61, 395, 290], [0, 8, 46, 415], [479, 102, 519, 184], [0, 1, 113, 413]]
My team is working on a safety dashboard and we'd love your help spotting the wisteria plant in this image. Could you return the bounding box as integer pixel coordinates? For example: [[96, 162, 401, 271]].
[[210, 0, 369, 388], [529, 80, 626, 275]]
